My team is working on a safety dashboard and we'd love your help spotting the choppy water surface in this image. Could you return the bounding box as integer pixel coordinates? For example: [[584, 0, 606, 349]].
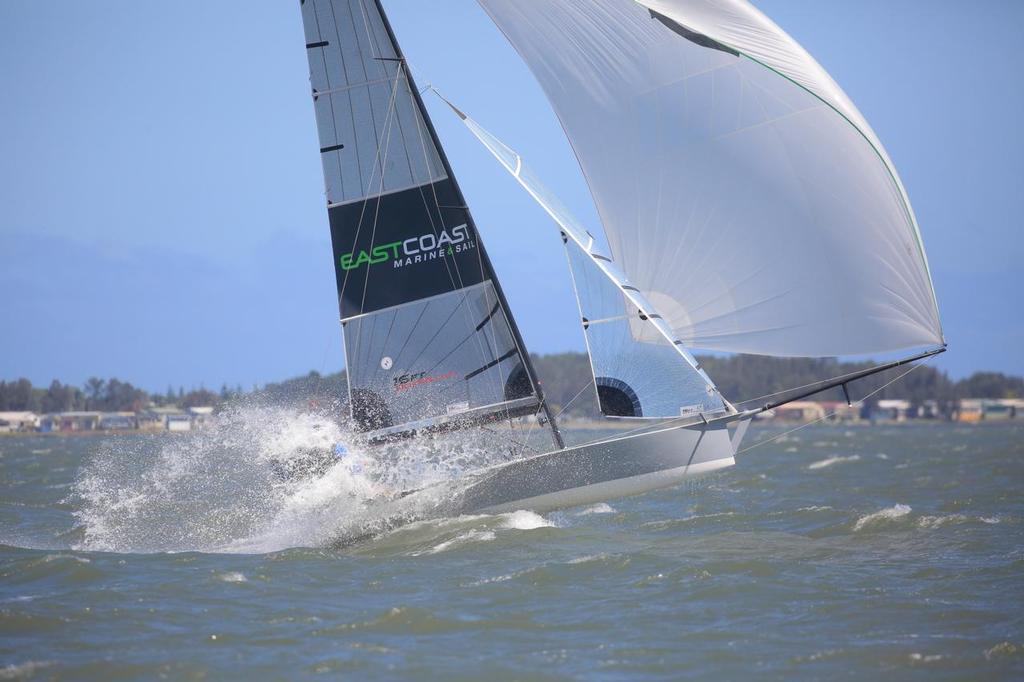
[[0, 415, 1021, 680]]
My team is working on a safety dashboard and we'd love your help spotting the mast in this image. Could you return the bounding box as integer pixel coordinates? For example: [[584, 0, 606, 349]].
[[370, 0, 563, 449], [300, 0, 563, 448]]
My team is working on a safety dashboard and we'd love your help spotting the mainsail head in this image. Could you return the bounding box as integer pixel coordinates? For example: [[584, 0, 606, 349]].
[[476, 0, 944, 359]]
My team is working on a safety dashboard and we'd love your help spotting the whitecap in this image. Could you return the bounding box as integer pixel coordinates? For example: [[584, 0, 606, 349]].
[[575, 503, 615, 516], [853, 504, 911, 531], [808, 455, 861, 470], [219, 572, 248, 583], [501, 510, 554, 530], [421, 530, 496, 555], [917, 514, 969, 529], [984, 642, 1020, 660], [0, 661, 52, 680]]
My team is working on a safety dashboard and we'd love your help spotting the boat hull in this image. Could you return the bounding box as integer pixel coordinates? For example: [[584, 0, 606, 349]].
[[453, 421, 735, 515]]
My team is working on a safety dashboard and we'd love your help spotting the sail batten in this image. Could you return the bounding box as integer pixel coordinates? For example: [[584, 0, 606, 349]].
[[302, 0, 558, 441], [476, 0, 944, 358]]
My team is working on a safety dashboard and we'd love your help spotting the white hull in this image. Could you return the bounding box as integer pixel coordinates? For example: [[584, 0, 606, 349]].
[[451, 420, 736, 515]]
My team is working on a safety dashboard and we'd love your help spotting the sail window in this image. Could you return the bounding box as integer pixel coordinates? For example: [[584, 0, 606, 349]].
[[596, 378, 641, 418]]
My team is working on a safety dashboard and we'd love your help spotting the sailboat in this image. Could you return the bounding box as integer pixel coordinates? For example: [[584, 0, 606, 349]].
[[297, 0, 945, 516]]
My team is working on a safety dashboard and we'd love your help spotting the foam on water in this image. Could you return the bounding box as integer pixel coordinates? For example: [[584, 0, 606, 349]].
[[853, 504, 912, 531], [69, 404, 506, 554], [575, 503, 616, 516], [0, 661, 53, 680], [808, 455, 861, 470], [501, 510, 555, 530], [218, 572, 248, 583], [421, 530, 497, 555]]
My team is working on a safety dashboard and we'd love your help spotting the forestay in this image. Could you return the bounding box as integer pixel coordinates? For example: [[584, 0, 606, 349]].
[[301, 0, 547, 438], [477, 0, 944, 358]]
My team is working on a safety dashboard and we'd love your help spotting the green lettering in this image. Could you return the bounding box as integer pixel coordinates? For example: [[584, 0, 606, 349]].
[[340, 241, 414, 271]]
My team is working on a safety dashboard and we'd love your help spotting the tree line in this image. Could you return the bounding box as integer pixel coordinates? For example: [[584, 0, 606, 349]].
[[0, 378, 237, 413], [2, 353, 1021, 416]]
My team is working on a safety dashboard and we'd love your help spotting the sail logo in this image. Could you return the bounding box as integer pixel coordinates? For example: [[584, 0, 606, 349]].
[[393, 370, 457, 392], [340, 224, 475, 271]]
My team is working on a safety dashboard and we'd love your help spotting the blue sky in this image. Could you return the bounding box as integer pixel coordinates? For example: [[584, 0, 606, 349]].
[[1, 1, 1021, 392]]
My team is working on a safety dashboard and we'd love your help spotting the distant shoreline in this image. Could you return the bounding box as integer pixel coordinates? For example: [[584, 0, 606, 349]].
[[3, 418, 1019, 439]]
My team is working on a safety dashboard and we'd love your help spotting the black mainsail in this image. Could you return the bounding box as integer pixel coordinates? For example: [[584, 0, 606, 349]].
[[300, 0, 561, 445]]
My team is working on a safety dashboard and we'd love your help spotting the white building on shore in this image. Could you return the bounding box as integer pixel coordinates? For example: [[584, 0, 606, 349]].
[[0, 412, 40, 432]]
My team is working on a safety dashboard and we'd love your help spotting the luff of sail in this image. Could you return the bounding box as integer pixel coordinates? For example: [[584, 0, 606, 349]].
[[439, 95, 727, 419], [300, 0, 555, 440], [476, 0, 944, 358]]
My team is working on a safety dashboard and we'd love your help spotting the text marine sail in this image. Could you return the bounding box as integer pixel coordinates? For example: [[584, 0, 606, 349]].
[[301, 0, 552, 438]]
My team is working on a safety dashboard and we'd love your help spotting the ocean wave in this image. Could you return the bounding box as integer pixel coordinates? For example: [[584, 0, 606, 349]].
[[917, 514, 969, 529], [218, 571, 248, 583], [419, 530, 496, 555], [853, 504, 911, 531], [575, 503, 616, 516], [808, 455, 861, 470], [0, 661, 52, 680], [501, 510, 555, 530]]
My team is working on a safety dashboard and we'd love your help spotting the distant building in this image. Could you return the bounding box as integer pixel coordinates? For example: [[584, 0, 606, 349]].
[[0, 412, 39, 433], [958, 398, 1022, 422], [166, 414, 192, 432], [40, 412, 102, 432], [136, 410, 167, 432], [99, 412, 137, 430], [819, 401, 861, 423], [188, 406, 215, 428], [916, 400, 942, 419], [770, 401, 826, 422], [871, 399, 912, 422]]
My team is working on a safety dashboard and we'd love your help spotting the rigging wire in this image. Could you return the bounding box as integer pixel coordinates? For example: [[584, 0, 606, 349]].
[[735, 356, 932, 456], [729, 359, 928, 409], [570, 353, 937, 450]]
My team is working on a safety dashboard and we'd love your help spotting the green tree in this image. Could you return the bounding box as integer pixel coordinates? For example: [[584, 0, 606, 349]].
[[84, 377, 106, 410], [41, 380, 82, 413], [181, 389, 219, 409]]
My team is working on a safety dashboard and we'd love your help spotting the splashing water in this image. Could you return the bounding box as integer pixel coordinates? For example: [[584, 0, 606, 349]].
[[70, 404, 513, 554]]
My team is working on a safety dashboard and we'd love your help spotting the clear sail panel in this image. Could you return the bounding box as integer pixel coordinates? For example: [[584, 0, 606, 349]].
[[344, 281, 539, 434], [566, 241, 725, 419]]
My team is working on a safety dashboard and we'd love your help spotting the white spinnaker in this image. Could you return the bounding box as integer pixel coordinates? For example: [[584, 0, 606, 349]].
[[476, 0, 944, 358], [438, 94, 728, 416]]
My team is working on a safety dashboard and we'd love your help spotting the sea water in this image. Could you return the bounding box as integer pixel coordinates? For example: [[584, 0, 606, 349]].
[[0, 416, 1021, 680]]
